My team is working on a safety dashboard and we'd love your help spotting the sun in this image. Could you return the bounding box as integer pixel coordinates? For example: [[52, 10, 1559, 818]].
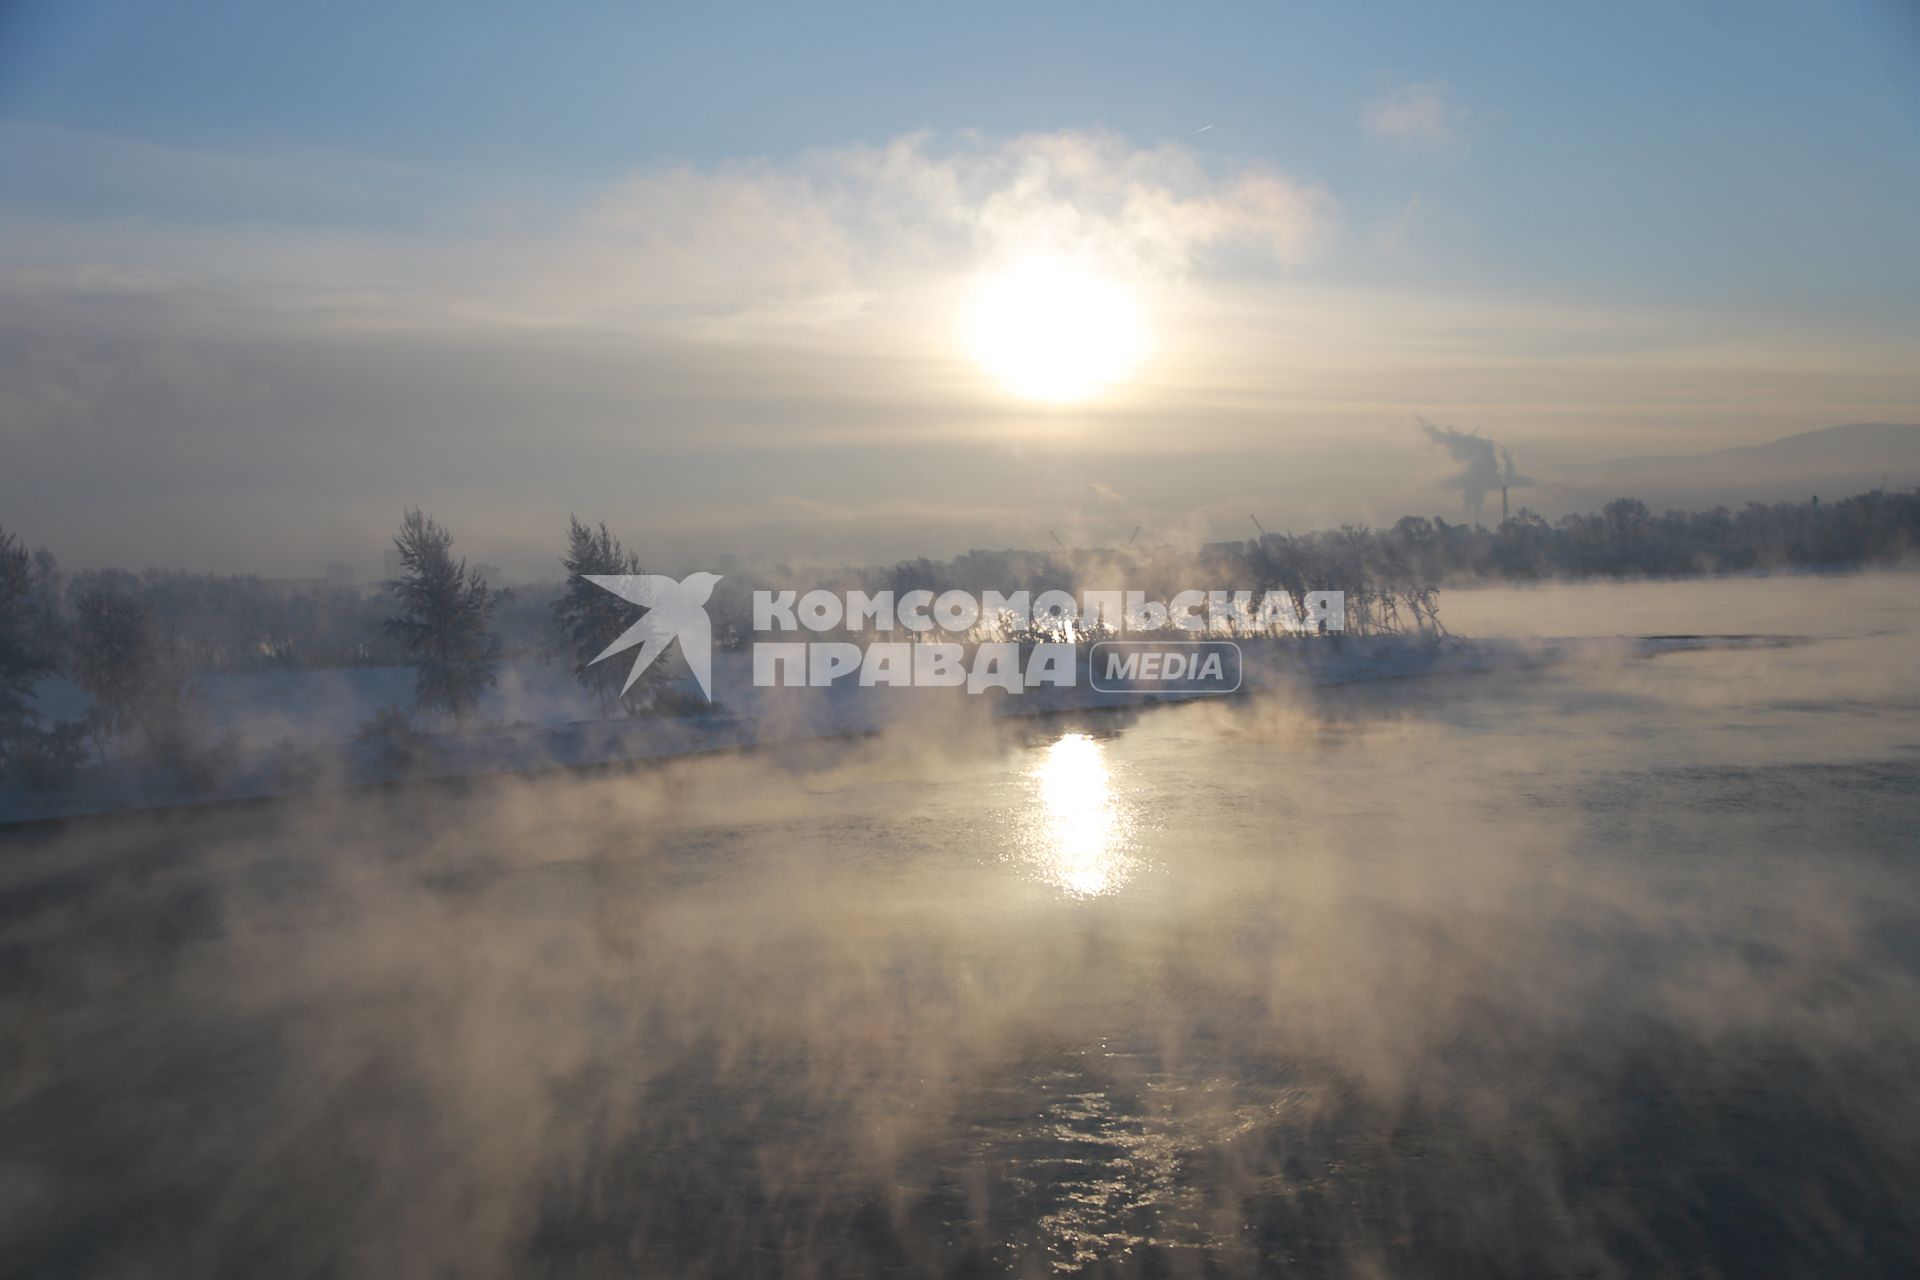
[[963, 255, 1147, 403]]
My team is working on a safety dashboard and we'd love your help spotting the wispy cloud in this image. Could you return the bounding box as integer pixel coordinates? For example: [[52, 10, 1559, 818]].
[[492, 130, 1332, 335], [1363, 83, 1465, 150], [0, 128, 1330, 339]]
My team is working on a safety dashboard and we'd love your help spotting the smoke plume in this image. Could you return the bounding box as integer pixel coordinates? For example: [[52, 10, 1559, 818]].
[[1420, 417, 1533, 519]]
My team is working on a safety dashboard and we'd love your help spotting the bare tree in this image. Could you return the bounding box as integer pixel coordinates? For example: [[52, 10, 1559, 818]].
[[0, 528, 53, 768], [68, 585, 213, 768], [69, 589, 158, 749]]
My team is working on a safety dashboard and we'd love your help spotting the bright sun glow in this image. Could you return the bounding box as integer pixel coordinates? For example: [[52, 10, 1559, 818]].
[[964, 256, 1148, 403]]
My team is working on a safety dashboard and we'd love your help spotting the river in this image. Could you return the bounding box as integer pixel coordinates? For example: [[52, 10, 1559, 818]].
[[3, 572, 1917, 1276]]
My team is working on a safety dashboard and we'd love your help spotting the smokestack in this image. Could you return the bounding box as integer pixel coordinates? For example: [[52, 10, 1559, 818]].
[[1422, 420, 1532, 520]]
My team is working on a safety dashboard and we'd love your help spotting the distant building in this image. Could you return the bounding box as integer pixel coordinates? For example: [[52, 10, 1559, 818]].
[[474, 563, 504, 585], [383, 549, 404, 580], [324, 562, 354, 585]]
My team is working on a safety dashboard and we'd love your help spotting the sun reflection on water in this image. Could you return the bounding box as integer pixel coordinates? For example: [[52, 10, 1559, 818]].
[[1021, 733, 1141, 897]]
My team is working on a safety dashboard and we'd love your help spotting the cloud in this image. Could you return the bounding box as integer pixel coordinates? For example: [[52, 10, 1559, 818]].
[[1363, 84, 1464, 150], [0, 128, 1331, 348], [0, 126, 1328, 345], [527, 131, 1329, 334]]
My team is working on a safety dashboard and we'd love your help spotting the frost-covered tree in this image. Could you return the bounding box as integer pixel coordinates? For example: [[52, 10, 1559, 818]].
[[68, 585, 206, 761], [68, 589, 153, 747], [383, 509, 499, 727], [551, 516, 657, 714], [0, 528, 53, 765]]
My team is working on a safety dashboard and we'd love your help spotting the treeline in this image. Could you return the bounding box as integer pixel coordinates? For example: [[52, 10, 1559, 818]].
[[24, 566, 558, 674], [4, 489, 1915, 788], [1344, 490, 1920, 583], [0, 512, 695, 791], [687, 490, 1918, 644]]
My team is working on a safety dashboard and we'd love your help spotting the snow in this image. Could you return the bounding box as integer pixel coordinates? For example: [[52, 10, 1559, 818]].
[[0, 635, 1677, 825]]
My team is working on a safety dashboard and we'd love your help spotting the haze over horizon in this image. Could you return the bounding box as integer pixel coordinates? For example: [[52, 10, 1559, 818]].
[[4, 1, 1918, 575]]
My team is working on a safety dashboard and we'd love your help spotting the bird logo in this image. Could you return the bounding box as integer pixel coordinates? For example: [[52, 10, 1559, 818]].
[[585, 571, 723, 701]]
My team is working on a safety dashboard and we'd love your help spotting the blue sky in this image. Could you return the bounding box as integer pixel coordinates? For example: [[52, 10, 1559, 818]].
[[6, 0, 1914, 300], [1, 0, 1917, 572]]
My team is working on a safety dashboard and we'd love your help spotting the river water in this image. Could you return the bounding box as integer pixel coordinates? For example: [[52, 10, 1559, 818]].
[[3, 572, 1918, 1276]]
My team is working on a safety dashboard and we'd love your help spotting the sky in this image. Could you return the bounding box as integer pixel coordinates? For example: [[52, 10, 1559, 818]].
[[1, 0, 1917, 576]]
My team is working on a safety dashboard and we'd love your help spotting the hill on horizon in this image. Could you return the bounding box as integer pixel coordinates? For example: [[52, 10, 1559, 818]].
[[1527, 422, 1920, 517]]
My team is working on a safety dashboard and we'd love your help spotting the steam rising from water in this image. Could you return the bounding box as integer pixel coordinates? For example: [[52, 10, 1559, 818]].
[[2, 574, 1918, 1276]]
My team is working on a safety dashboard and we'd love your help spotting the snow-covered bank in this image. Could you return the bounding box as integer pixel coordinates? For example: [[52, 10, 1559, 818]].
[[0, 635, 1769, 825]]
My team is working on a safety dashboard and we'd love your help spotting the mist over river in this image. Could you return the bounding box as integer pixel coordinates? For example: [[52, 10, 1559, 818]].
[[3, 573, 1918, 1277]]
